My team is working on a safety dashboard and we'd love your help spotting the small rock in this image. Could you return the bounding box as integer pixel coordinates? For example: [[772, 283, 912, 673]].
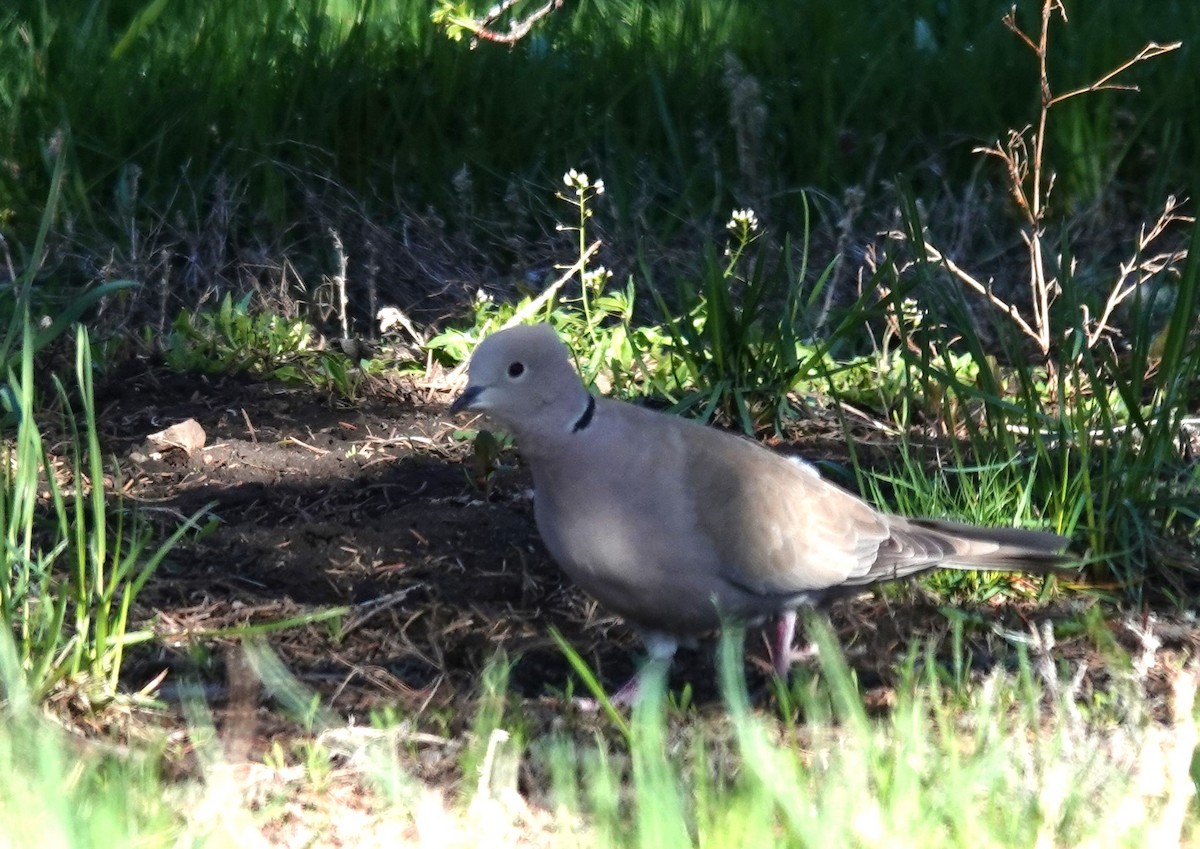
[[146, 418, 207, 457]]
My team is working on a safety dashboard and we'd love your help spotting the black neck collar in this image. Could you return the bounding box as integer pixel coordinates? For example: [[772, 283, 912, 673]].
[[571, 395, 596, 433]]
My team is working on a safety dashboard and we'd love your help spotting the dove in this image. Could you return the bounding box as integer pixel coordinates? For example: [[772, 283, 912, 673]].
[[449, 323, 1072, 703]]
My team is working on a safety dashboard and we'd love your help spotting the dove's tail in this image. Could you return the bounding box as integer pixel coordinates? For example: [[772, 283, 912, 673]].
[[909, 517, 1074, 573], [846, 517, 1075, 587]]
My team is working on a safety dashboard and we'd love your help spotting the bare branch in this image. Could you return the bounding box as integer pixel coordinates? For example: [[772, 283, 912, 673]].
[[467, 0, 565, 46], [975, 1, 1182, 362], [888, 232, 1043, 346], [1002, 6, 1039, 54], [1049, 41, 1183, 107], [1086, 196, 1193, 347]]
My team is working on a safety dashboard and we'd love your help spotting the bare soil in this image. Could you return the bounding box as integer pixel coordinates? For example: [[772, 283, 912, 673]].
[[87, 361, 1199, 767]]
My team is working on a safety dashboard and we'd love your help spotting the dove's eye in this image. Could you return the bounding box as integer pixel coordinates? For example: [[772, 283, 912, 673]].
[[507, 362, 525, 378]]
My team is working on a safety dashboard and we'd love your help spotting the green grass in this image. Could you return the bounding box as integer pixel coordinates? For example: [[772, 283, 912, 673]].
[[862, 194, 1200, 600], [0, 714, 180, 846], [0, 1, 1197, 843], [529, 625, 1194, 849], [1, 624, 1191, 848], [1, 0, 1196, 250], [0, 171, 209, 703]]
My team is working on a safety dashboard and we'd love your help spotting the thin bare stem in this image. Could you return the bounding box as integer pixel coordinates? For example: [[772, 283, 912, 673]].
[[890, 233, 1043, 345], [1086, 197, 1193, 347], [981, 0, 1181, 360], [503, 241, 600, 328], [465, 0, 564, 45], [329, 229, 349, 339], [1049, 42, 1183, 107]]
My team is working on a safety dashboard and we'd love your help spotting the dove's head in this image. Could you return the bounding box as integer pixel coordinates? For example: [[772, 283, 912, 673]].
[[449, 324, 590, 438]]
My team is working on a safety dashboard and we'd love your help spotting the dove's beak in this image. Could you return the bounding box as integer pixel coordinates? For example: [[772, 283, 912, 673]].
[[449, 384, 484, 415]]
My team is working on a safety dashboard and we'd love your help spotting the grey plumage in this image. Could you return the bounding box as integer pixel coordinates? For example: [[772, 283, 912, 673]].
[[450, 323, 1073, 701]]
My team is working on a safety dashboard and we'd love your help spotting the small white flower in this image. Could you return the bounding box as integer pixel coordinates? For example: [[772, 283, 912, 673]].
[[582, 266, 612, 289], [900, 297, 924, 328], [563, 169, 591, 191], [562, 169, 605, 195], [726, 208, 760, 233]]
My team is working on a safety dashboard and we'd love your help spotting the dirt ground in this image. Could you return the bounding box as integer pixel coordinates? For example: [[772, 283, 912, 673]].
[[89, 360, 1200, 766]]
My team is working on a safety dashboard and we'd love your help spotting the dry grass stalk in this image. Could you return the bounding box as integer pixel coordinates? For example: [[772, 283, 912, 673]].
[[895, 0, 1184, 362]]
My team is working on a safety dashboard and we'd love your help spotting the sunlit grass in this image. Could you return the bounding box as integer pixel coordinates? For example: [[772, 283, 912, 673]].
[[536, 626, 1197, 849], [0, 2, 1196, 844], [2, 624, 1189, 848]]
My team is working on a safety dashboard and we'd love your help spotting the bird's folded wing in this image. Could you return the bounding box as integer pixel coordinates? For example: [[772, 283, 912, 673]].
[[683, 427, 892, 595]]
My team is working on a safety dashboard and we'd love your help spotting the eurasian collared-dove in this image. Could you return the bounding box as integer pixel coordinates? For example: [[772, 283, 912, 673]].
[[450, 323, 1072, 702]]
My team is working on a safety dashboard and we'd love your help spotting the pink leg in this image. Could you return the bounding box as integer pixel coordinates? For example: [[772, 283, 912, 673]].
[[571, 670, 644, 713], [608, 674, 643, 707], [771, 609, 798, 679], [611, 631, 677, 705], [576, 632, 678, 710]]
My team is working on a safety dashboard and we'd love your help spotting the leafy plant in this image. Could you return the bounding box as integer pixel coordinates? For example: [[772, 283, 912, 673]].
[[160, 293, 382, 398], [163, 293, 315, 374], [428, 169, 664, 394], [643, 201, 884, 433]]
